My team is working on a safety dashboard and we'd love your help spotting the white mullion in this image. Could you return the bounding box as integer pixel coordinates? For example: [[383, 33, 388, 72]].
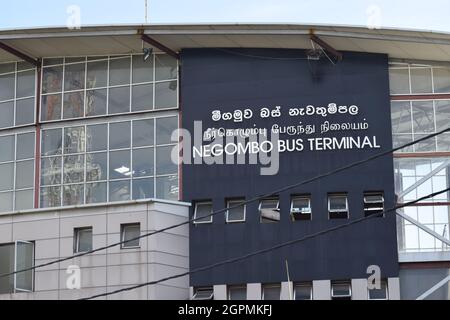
[[154, 116, 157, 198], [153, 53, 156, 110], [13, 133, 17, 211], [130, 119, 133, 200], [13, 62, 17, 126], [83, 59, 88, 118], [106, 56, 110, 115], [61, 62, 66, 120], [106, 122, 110, 202]]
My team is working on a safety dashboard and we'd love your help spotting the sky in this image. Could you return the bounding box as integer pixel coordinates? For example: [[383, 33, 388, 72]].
[[2, 0, 450, 33]]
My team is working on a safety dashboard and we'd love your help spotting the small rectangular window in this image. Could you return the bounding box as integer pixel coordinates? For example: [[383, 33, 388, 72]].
[[74, 227, 93, 253], [226, 199, 246, 223], [192, 287, 214, 300], [364, 192, 384, 217], [328, 194, 349, 219], [291, 196, 312, 221], [262, 284, 281, 300], [228, 285, 246, 300], [259, 198, 280, 223], [368, 280, 388, 300], [331, 281, 352, 300], [121, 223, 140, 249], [294, 282, 313, 300], [194, 202, 213, 224]]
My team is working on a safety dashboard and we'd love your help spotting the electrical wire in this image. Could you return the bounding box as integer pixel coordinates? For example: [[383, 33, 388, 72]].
[[80, 186, 450, 300], [1, 126, 449, 280]]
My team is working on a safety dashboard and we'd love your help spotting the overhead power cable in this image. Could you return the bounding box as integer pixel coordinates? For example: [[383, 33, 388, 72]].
[[1, 126, 449, 280], [80, 186, 450, 300]]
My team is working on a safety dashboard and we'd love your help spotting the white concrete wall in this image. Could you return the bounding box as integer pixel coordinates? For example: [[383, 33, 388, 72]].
[[0, 200, 190, 300]]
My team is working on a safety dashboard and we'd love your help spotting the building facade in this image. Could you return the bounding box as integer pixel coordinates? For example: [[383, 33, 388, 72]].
[[0, 24, 449, 300]]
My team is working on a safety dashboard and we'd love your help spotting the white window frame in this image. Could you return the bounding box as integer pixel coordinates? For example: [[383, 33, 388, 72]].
[[13, 240, 35, 293], [331, 281, 352, 300], [367, 280, 388, 300], [328, 194, 349, 219], [74, 227, 93, 253], [294, 282, 313, 300], [120, 223, 141, 249], [226, 199, 246, 223], [290, 196, 312, 220], [193, 201, 213, 224]]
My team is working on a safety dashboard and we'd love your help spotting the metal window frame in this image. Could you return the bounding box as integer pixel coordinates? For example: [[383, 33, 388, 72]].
[[73, 226, 93, 254], [227, 285, 247, 300], [120, 223, 141, 249], [363, 192, 385, 215], [261, 283, 282, 300], [293, 282, 313, 300], [331, 281, 352, 299], [367, 280, 388, 300], [192, 287, 214, 300], [13, 240, 35, 293], [226, 199, 246, 223], [290, 195, 312, 220], [328, 194, 349, 219], [193, 201, 213, 224]]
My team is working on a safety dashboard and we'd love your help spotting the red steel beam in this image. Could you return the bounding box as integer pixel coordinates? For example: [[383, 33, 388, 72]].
[[310, 33, 343, 62], [141, 34, 180, 60], [0, 41, 40, 66]]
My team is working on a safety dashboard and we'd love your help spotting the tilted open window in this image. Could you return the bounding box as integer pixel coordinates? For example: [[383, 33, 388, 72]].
[[259, 198, 280, 223], [291, 196, 312, 221], [363, 192, 385, 217]]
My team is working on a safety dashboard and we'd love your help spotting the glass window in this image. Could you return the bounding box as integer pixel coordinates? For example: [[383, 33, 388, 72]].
[[85, 89, 106, 116], [42, 128, 62, 156], [64, 63, 85, 91], [109, 150, 131, 179], [133, 118, 154, 147], [155, 81, 177, 109], [74, 227, 92, 253], [262, 284, 281, 300], [109, 57, 130, 86], [156, 116, 178, 145], [41, 156, 62, 186], [16, 160, 34, 189], [155, 54, 177, 80], [132, 55, 153, 83], [109, 179, 130, 202], [0, 135, 14, 162], [133, 147, 154, 177], [0, 101, 14, 128], [0, 192, 13, 212], [86, 182, 107, 204], [156, 145, 177, 175], [15, 189, 33, 211], [43, 58, 64, 66], [109, 121, 130, 149], [108, 86, 130, 114], [132, 177, 154, 200], [63, 91, 84, 119], [86, 152, 107, 181], [410, 67, 432, 93], [0, 163, 14, 191], [41, 94, 62, 121], [192, 287, 214, 300], [63, 184, 84, 206], [194, 202, 213, 224], [328, 194, 349, 219], [15, 98, 35, 125], [16, 70, 35, 98], [389, 68, 410, 94], [132, 83, 153, 111], [0, 62, 15, 73], [0, 242, 34, 294], [228, 286, 246, 300], [363, 192, 384, 216], [86, 124, 107, 152], [294, 283, 313, 300], [226, 199, 246, 223], [155, 175, 178, 201], [434, 100, 450, 132], [40, 186, 61, 208], [64, 126, 85, 154], [0, 243, 15, 293], [412, 101, 434, 133], [42, 66, 63, 94], [121, 223, 140, 248], [63, 155, 85, 183], [87, 60, 108, 89], [331, 281, 352, 300], [259, 198, 280, 223], [0, 73, 15, 101], [291, 196, 312, 221], [391, 101, 412, 134], [433, 67, 450, 93]]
